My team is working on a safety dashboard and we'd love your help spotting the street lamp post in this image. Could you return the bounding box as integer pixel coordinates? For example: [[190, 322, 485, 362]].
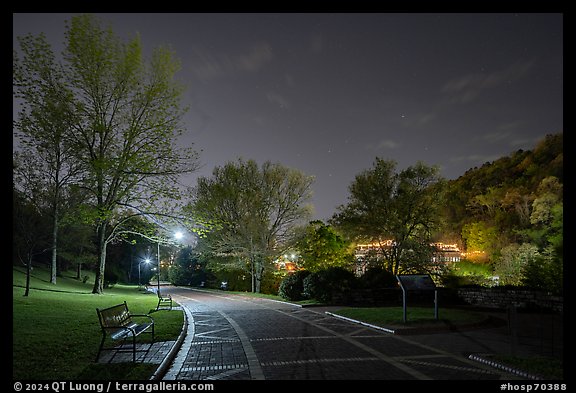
[[131, 230, 185, 294], [156, 241, 161, 294]]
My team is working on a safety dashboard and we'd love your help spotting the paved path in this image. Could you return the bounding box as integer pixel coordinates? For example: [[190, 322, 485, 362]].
[[160, 287, 528, 381]]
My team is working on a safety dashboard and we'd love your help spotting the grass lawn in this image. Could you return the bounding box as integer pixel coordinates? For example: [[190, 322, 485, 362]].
[[491, 354, 563, 380], [13, 267, 183, 380], [333, 306, 487, 328]]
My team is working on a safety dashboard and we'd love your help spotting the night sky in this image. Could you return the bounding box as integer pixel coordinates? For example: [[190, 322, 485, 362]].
[[12, 13, 563, 221]]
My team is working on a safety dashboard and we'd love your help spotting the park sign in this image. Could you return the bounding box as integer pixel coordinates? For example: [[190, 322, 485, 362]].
[[396, 274, 436, 291], [396, 274, 438, 323]]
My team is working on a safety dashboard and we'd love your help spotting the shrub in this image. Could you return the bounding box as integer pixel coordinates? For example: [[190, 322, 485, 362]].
[[494, 243, 541, 286], [440, 258, 495, 287], [220, 271, 250, 291], [260, 269, 283, 295], [440, 273, 483, 288], [303, 266, 356, 303], [522, 253, 563, 294], [168, 265, 193, 286], [358, 266, 397, 289], [302, 273, 320, 300], [278, 270, 310, 301]]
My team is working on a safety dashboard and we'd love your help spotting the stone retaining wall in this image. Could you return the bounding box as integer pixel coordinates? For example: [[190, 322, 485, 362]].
[[456, 287, 563, 313], [330, 287, 563, 313]]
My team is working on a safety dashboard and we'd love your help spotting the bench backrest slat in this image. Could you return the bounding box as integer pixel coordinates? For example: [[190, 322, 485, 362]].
[[97, 301, 133, 328]]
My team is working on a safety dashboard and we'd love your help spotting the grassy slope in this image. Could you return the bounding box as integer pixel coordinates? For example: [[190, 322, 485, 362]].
[[13, 267, 183, 380]]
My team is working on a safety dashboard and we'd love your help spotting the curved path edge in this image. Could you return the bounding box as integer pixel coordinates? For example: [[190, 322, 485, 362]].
[[150, 301, 191, 380]]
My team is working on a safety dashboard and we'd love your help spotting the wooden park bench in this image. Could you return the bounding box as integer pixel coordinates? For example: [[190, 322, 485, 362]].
[[96, 301, 155, 362]]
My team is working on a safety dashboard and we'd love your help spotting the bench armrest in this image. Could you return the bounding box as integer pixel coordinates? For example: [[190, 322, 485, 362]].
[[102, 325, 137, 339], [130, 314, 155, 323]]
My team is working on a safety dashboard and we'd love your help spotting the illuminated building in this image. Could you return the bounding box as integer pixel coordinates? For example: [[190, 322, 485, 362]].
[[355, 241, 461, 263]]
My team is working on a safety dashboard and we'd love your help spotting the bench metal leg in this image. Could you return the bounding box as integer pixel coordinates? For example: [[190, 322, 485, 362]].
[[96, 334, 107, 362], [132, 334, 136, 362], [97, 334, 139, 363]]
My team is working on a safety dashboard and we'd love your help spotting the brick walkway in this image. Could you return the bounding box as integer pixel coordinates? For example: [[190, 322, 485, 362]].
[[97, 340, 176, 364], [161, 289, 537, 380], [116, 287, 561, 380], [163, 302, 252, 380]]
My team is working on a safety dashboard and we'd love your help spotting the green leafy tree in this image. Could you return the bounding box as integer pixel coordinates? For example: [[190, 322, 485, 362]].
[[57, 217, 96, 280], [295, 220, 354, 272], [466, 187, 505, 219], [461, 221, 500, 255], [330, 159, 444, 275], [494, 242, 540, 286], [278, 270, 311, 301], [13, 33, 83, 285], [14, 14, 201, 293], [186, 159, 313, 292], [500, 187, 534, 228], [67, 15, 200, 293], [522, 249, 562, 293], [529, 177, 562, 226], [519, 176, 563, 292], [13, 188, 52, 296], [440, 133, 562, 258], [169, 246, 204, 286], [303, 267, 357, 303]]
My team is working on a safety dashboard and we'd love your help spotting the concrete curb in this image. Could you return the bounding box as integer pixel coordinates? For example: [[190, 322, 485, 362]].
[[149, 306, 189, 381], [325, 311, 396, 334], [468, 354, 544, 380]]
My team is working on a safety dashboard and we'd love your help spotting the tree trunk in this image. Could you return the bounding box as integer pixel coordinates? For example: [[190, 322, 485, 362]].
[[254, 266, 263, 293], [253, 258, 264, 293], [50, 218, 58, 284], [24, 255, 32, 297], [92, 249, 107, 294], [92, 223, 107, 294], [250, 261, 255, 293], [50, 212, 58, 285]]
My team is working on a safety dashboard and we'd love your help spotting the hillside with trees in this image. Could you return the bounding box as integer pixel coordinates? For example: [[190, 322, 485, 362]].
[[437, 133, 563, 292], [277, 132, 563, 302]]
